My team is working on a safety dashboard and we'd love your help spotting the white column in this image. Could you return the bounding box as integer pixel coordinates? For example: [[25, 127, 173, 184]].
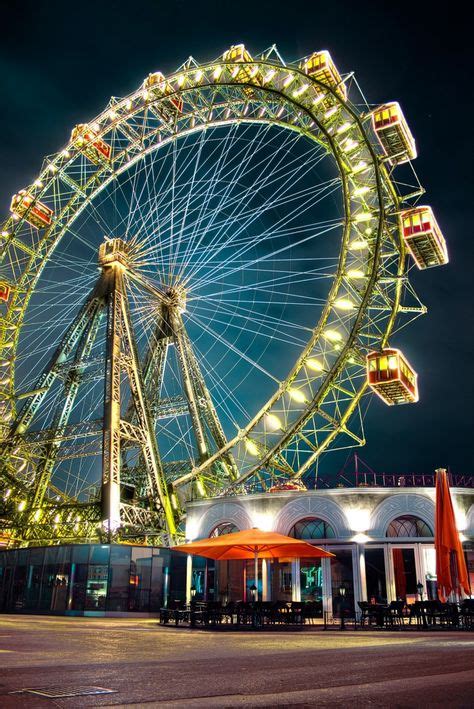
[[262, 559, 269, 600], [322, 555, 333, 620], [358, 544, 367, 602], [185, 554, 192, 604], [292, 559, 301, 601]]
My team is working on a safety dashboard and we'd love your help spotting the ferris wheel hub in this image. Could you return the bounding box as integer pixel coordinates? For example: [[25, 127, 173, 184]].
[[98, 238, 132, 269], [165, 285, 187, 313]]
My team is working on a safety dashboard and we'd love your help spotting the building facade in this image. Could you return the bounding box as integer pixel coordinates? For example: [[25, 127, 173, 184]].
[[185, 487, 474, 617], [0, 544, 187, 615]]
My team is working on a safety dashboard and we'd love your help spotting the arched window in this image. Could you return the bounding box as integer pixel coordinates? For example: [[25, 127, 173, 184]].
[[289, 517, 336, 539], [209, 522, 239, 537], [386, 515, 433, 538]]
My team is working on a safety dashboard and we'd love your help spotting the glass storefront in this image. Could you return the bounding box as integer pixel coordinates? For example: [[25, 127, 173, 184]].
[[0, 544, 186, 615], [365, 548, 387, 603]]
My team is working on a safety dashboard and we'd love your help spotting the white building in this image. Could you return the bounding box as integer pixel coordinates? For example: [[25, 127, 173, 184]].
[[185, 486, 474, 617]]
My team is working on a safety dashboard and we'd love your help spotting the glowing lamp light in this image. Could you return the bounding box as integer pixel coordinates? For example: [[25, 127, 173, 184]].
[[176, 74, 185, 86], [54, 514, 60, 524], [196, 478, 206, 496], [346, 269, 365, 279], [353, 532, 370, 544], [1, 230, 9, 237], [263, 69, 276, 84], [245, 439, 259, 456], [353, 160, 368, 173], [264, 413, 281, 431], [252, 512, 273, 532], [306, 358, 324, 372], [292, 83, 309, 98], [195, 69, 203, 81], [346, 508, 370, 533], [354, 212, 373, 223], [33, 509, 41, 521], [323, 329, 342, 343], [283, 74, 295, 88], [337, 121, 352, 134], [334, 298, 355, 310], [171, 493, 178, 510], [18, 500, 26, 512], [4, 488, 11, 499], [353, 186, 370, 197], [213, 66, 223, 80], [350, 239, 368, 251], [288, 387, 306, 404], [343, 138, 358, 152]]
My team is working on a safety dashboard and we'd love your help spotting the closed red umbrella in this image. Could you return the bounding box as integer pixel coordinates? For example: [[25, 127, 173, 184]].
[[435, 468, 470, 602]]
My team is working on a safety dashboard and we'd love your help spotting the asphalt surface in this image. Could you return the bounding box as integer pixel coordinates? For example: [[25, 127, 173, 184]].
[[0, 615, 473, 707]]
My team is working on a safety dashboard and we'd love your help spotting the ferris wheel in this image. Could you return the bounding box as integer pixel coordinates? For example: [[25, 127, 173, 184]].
[[0, 45, 448, 546]]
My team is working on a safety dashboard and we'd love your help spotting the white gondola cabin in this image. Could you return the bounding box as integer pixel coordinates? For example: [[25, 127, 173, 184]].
[[143, 72, 183, 114], [10, 191, 53, 229], [71, 124, 111, 164], [0, 283, 10, 303], [400, 206, 448, 269], [367, 348, 418, 405], [371, 102, 416, 165], [222, 44, 260, 94], [301, 50, 346, 100]]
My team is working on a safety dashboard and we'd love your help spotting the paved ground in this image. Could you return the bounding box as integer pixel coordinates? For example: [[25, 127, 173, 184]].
[[0, 616, 473, 707]]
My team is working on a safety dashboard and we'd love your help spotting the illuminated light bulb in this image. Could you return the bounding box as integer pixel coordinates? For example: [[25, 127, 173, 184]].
[[125, 99, 133, 110], [245, 439, 259, 456], [54, 514, 60, 523], [231, 66, 239, 78], [334, 298, 355, 310], [34, 179, 43, 188], [196, 479, 205, 496], [288, 387, 306, 404], [350, 239, 368, 251], [33, 509, 41, 521], [213, 66, 223, 80], [337, 121, 351, 134], [17, 460, 27, 472], [92, 122, 100, 132], [334, 343, 341, 351], [283, 74, 295, 88], [313, 94, 324, 106], [353, 186, 370, 197], [346, 268, 365, 279], [306, 358, 324, 372], [292, 83, 309, 98], [61, 149, 70, 158], [18, 500, 26, 512], [4, 488, 11, 499], [343, 138, 358, 152], [354, 212, 373, 223], [353, 160, 367, 173], [263, 69, 276, 83], [249, 66, 259, 78], [48, 164, 57, 173], [12, 213, 20, 221], [325, 106, 338, 119], [277, 106, 285, 118], [142, 89, 150, 100], [324, 329, 343, 343], [76, 515, 81, 522], [265, 413, 281, 431], [1, 230, 9, 237], [73, 523, 79, 532], [176, 74, 185, 86], [364, 227, 373, 236], [108, 109, 118, 119], [195, 69, 203, 81], [171, 493, 178, 510]]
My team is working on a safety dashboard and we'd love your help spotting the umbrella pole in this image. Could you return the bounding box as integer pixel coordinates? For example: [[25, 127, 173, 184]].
[[254, 550, 258, 599]]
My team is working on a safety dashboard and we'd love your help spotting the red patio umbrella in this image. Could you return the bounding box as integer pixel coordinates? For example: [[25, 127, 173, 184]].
[[172, 527, 334, 598], [435, 468, 470, 602]]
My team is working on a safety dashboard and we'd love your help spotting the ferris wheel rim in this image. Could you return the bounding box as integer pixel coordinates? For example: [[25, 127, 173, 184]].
[[0, 53, 409, 496]]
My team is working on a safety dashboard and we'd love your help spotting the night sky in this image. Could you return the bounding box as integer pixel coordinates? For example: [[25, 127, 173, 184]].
[[1, 0, 472, 478]]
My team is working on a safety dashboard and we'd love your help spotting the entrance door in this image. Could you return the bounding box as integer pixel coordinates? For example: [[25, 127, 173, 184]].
[[392, 547, 417, 601]]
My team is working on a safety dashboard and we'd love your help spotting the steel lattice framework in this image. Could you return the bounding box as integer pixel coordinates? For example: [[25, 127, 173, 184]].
[[0, 45, 435, 547]]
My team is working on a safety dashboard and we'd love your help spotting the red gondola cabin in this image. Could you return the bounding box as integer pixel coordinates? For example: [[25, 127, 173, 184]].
[[371, 102, 416, 165], [10, 191, 53, 229], [367, 348, 418, 405], [301, 50, 346, 100], [400, 206, 448, 269], [71, 124, 111, 164], [143, 72, 183, 114], [0, 283, 10, 303]]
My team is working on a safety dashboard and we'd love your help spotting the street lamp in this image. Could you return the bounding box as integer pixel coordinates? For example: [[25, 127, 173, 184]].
[[416, 581, 424, 601], [249, 583, 259, 628], [339, 585, 346, 631], [190, 585, 197, 628], [249, 583, 257, 602]]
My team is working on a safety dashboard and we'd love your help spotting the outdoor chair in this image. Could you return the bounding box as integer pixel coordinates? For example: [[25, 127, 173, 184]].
[[384, 601, 405, 627], [460, 600, 474, 629], [358, 601, 379, 627]]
